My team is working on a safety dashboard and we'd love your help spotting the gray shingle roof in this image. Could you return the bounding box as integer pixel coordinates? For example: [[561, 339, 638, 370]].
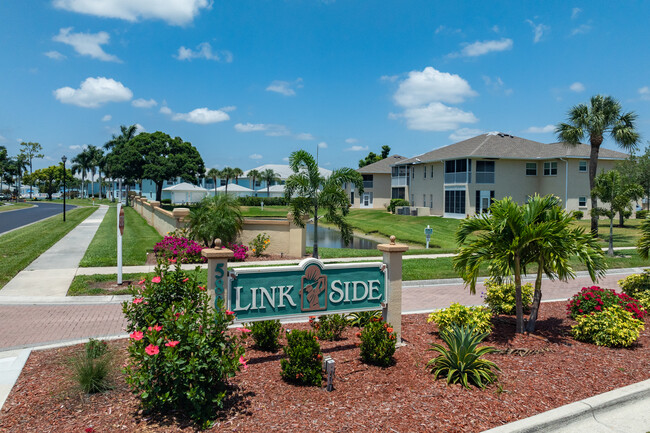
[[357, 155, 406, 173], [394, 133, 629, 166]]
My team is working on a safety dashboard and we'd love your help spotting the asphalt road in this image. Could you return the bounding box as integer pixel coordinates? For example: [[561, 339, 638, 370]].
[[0, 202, 77, 235]]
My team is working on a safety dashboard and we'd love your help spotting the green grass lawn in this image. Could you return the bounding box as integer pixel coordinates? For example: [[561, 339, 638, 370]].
[[572, 218, 646, 248], [307, 246, 444, 258], [69, 268, 207, 296], [80, 206, 162, 267], [0, 202, 34, 212], [0, 206, 97, 289], [41, 198, 115, 206], [241, 205, 290, 218]]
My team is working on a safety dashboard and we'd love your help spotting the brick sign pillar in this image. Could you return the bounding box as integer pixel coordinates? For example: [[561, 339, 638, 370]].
[[202, 239, 234, 310], [377, 235, 409, 343]]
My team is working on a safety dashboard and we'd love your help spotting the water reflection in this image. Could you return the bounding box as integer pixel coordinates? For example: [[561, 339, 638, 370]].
[[306, 222, 378, 250]]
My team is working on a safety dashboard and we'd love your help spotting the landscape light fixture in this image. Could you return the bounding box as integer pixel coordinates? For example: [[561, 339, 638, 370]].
[[61, 155, 67, 222]]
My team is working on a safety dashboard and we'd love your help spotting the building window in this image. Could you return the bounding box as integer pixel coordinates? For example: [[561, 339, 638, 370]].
[[424, 166, 426, 178], [410, 194, 414, 206], [391, 187, 405, 200], [362, 174, 373, 189], [526, 162, 537, 176], [411, 167, 415, 179], [579, 196, 587, 207], [423, 194, 426, 207], [579, 161, 587, 172], [476, 160, 495, 184], [543, 162, 558, 176], [429, 194, 433, 209], [350, 192, 354, 205], [445, 159, 469, 184], [430, 165, 434, 178], [444, 189, 466, 214]]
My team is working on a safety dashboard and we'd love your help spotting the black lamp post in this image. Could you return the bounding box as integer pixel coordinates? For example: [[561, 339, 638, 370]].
[[61, 155, 67, 222]]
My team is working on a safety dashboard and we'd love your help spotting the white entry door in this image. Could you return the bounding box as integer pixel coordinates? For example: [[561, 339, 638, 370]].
[[361, 193, 372, 208], [478, 190, 492, 213]]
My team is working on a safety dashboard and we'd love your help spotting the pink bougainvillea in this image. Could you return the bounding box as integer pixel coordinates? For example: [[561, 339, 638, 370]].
[[154, 236, 206, 264]]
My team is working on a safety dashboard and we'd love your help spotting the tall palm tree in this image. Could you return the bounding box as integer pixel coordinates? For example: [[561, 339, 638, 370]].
[[104, 124, 138, 150], [206, 168, 221, 196], [260, 168, 280, 198], [638, 217, 650, 260], [71, 149, 92, 199], [232, 167, 243, 185], [556, 95, 640, 236], [221, 167, 235, 194], [85, 145, 104, 199], [284, 150, 363, 259], [0, 146, 7, 194], [247, 169, 261, 196]]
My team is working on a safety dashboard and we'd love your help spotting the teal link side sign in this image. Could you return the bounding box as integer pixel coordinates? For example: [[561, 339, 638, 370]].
[[229, 258, 387, 322]]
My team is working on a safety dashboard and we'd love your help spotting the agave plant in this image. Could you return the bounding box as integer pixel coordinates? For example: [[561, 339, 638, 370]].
[[427, 325, 500, 389]]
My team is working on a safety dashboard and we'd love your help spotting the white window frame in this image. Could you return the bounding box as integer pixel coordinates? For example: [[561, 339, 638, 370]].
[[526, 162, 537, 176], [578, 196, 587, 207], [579, 161, 587, 173], [543, 162, 558, 176]]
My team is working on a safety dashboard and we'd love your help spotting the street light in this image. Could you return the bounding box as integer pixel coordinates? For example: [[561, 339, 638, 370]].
[[61, 155, 67, 222]]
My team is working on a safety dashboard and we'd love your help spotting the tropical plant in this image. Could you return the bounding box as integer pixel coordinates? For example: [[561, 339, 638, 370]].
[[19, 141, 43, 199], [358, 145, 391, 168], [188, 194, 243, 247], [309, 314, 348, 341], [86, 145, 104, 198], [427, 325, 500, 389], [71, 347, 113, 394], [71, 148, 92, 199], [567, 286, 645, 320], [280, 329, 322, 386], [571, 305, 644, 348], [248, 232, 270, 257], [220, 167, 235, 194], [247, 320, 282, 351], [247, 168, 261, 194], [153, 236, 206, 264], [347, 310, 382, 328], [556, 95, 640, 236], [104, 124, 138, 150], [427, 303, 493, 334], [284, 150, 364, 258], [232, 167, 243, 185], [206, 167, 221, 195], [483, 280, 534, 315], [260, 168, 280, 197], [591, 170, 643, 255], [638, 217, 650, 260], [359, 318, 397, 367], [619, 271, 650, 309]]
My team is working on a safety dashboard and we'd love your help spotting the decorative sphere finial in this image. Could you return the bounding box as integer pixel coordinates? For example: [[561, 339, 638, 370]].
[[215, 238, 222, 248], [390, 235, 396, 245]]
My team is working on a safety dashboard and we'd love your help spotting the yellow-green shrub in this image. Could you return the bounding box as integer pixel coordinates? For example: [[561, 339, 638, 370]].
[[572, 305, 645, 348], [427, 303, 492, 334], [483, 280, 534, 315], [619, 270, 650, 309]]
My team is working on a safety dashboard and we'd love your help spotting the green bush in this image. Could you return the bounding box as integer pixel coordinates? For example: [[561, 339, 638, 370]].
[[618, 270, 650, 310], [567, 286, 645, 320], [636, 210, 648, 220], [309, 314, 348, 341], [161, 198, 172, 204], [387, 198, 410, 214], [483, 280, 534, 315], [85, 338, 108, 359], [573, 210, 584, 220], [427, 303, 493, 334], [249, 233, 270, 257], [359, 319, 397, 367], [188, 194, 243, 247], [347, 310, 382, 328], [122, 263, 245, 426], [427, 325, 500, 389], [572, 305, 645, 347], [72, 339, 113, 394], [280, 329, 322, 386], [247, 320, 282, 351]]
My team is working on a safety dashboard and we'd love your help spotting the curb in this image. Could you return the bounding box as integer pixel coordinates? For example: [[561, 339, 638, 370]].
[[482, 378, 650, 433]]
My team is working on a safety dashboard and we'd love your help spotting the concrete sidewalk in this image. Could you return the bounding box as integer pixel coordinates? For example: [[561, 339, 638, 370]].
[[0, 205, 108, 297]]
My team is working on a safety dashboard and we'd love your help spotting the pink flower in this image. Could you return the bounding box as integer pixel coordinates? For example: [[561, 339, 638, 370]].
[[145, 344, 159, 355], [169, 258, 177, 264], [198, 285, 206, 291], [85, 428, 95, 433], [238, 327, 252, 333], [239, 355, 248, 370], [152, 276, 161, 283], [182, 278, 189, 283], [225, 310, 235, 316], [148, 324, 163, 332], [165, 340, 180, 347], [138, 279, 145, 285], [133, 297, 144, 304], [130, 331, 144, 341]]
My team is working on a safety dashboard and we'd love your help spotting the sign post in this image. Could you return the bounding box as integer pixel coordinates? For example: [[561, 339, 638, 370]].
[[377, 236, 408, 343], [202, 239, 234, 309], [424, 225, 433, 249], [117, 204, 124, 285]]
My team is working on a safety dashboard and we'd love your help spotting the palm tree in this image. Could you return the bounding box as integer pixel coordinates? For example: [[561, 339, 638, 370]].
[[638, 217, 650, 260], [71, 149, 92, 199], [556, 95, 640, 236], [85, 145, 104, 199], [19, 142, 43, 199], [188, 194, 244, 247], [454, 195, 606, 334], [284, 150, 363, 259], [247, 169, 261, 196], [221, 167, 235, 194], [232, 167, 243, 185], [0, 146, 7, 194], [104, 124, 138, 150], [207, 168, 221, 196], [260, 168, 280, 198]]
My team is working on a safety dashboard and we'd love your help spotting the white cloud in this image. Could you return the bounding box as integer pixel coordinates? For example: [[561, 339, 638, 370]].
[[571, 24, 592, 36], [571, 8, 582, 19], [345, 138, 358, 144], [282, 157, 289, 162], [220, 105, 236, 112], [69, 144, 85, 150], [450, 38, 513, 57], [44, 50, 66, 60], [345, 145, 369, 152], [175, 43, 232, 62], [525, 19, 549, 43], [524, 124, 555, 134], [392, 102, 478, 132], [318, 142, 328, 149], [52, 0, 211, 26], [234, 123, 312, 139], [132, 98, 157, 108], [249, 153, 263, 160], [639, 86, 650, 101], [380, 75, 399, 83], [101, 114, 112, 122], [172, 108, 230, 124], [491, 25, 500, 33], [54, 76, 133, 108], [266, 78, 303, 96], [434, 25, 462, 35], [295, 133, 314, 140], [449, 128, 484, 141], [569, 82, 585, 92], [53, 27, 121, 62], [482, 76, 513, 95], [134, 123, 146, 133], [394, 66, 477, 107], [160, 105, 172, 115]]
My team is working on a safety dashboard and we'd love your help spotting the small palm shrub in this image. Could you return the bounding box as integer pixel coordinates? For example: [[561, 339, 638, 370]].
[[309, 314, 348, 341], [427, 303, 493, 334], [572, 305, 645, 347], [483, 280, 534, 315], [188, 194, 243, 247], [619, 271, 650, 309], [72, 339, 112, 394], [567, 286, 645, 320], [347, 310, 382, 328], [427, 325, 500, 389], [280, 330, 322, 386], [247, 320, 282, 351], [359, 319, 396, 367]]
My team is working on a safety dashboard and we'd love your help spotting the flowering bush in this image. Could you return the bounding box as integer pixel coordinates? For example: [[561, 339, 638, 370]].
[[247, 320, 282, 351], [122, 263, 245, 426], [567, 286, 645, 320], [619, 271, 650, 310], [427, 303, 493, 334], [347, 310, 382, 328], [483, 279, 534, 315], [572, 305, 645, 347], [359, 318, 396, 367], [227, 242, 248, 261], [249, 233, 271, 257], [153, 236, 206, 264], [280, 329, 322, 386], [309, 314, 348, 341]]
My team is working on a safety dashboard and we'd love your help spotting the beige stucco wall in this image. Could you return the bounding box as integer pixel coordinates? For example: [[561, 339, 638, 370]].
[[407, 162, 444, 215], [350, 173, 392, 209]]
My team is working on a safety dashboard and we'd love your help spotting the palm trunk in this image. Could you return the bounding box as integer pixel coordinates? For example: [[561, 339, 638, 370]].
[[589, 140, 602, 236], [313, 201, 319, 259], [608, 216, 615, 256], [514, 255, 524, 334], [525, 258, 544, 333], [618, 211, 625, 227]]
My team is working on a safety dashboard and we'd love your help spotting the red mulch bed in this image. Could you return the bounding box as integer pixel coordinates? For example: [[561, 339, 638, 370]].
[[1, 301, 648, 433]]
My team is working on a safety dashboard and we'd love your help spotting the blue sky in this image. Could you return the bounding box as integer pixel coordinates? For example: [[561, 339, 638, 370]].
[[2, 0, 650, 172]]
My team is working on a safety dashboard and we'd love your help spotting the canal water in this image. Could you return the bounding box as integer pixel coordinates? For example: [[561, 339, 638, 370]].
[[306, 222, 378, 250]]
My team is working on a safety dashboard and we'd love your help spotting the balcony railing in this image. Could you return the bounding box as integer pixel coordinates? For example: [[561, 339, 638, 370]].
[[363, 181, 374, 189], [391, 176, 409, 187], [475, 172, 495, 184], [444, 172, 468, 184]]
